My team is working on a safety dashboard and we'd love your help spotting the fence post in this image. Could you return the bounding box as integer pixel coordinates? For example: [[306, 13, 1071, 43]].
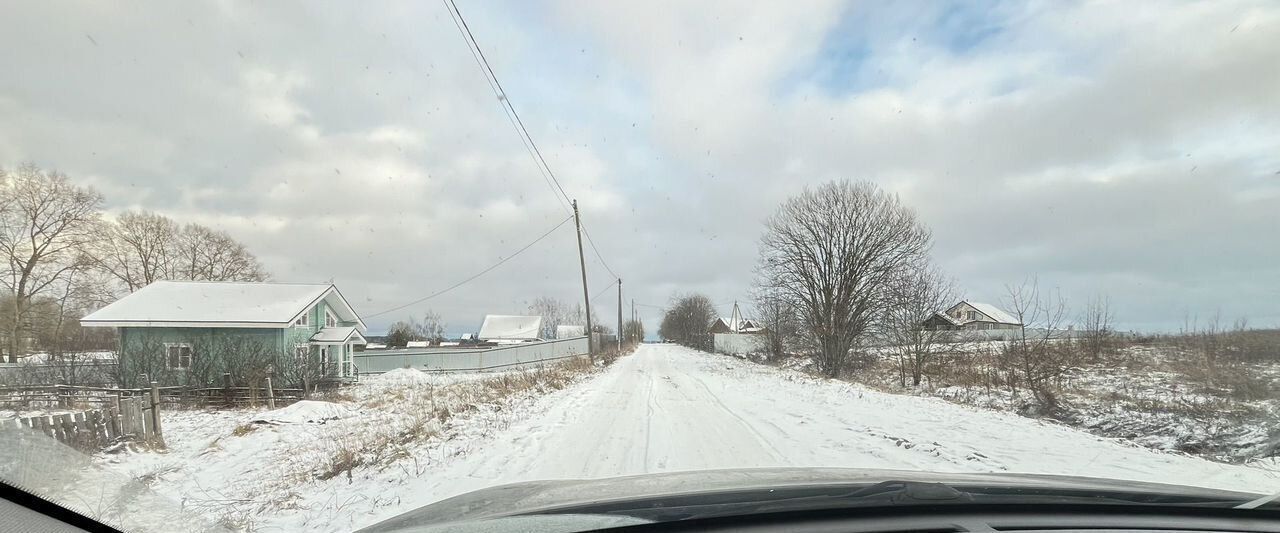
[[111, 392, 122, 438], [222, 372, 232, 407], [265, 369, 276, 410], [301, 376, 309, 400], [149, 381, 166, 449], [72, 412, 87, 449]]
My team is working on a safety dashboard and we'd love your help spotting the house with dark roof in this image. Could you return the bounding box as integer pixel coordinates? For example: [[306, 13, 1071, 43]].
[[923, 301, 1023, 331], [708, 302, 763, 334], [81, 281, 366, 387]]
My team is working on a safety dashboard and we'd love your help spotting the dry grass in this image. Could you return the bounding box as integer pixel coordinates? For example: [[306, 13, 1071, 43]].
[[309, 355, 606, 485], [230, 423, 258, 437]]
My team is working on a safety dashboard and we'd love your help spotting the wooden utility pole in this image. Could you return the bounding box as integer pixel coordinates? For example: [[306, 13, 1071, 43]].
[[573, 200, 593, 359], [617, 278, 623, 350]]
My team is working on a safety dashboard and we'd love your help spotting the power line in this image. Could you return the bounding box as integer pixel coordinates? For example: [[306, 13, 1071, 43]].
[[590, 279, 617, 302], [579, 224, 618, 280], [442, 0, 623, 295], [365, 214, 574, 319], [442, 0, 571, 212]]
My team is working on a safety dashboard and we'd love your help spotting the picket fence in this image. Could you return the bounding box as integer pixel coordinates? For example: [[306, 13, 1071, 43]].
[[0, 384, 165, 451]]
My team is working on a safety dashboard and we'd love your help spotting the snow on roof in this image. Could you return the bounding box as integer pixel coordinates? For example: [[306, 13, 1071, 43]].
[[80, 281, 351, 328], [556, 325, 586, 339], [478, 315, 543, 340], [310, 326, 365, 344], [714, 316, 759, 332], [965, 301, 1022, 325]]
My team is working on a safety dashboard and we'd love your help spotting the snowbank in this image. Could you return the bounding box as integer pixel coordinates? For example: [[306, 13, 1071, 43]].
[[253, 400, 354, 424], [366, 367, 436, 386]]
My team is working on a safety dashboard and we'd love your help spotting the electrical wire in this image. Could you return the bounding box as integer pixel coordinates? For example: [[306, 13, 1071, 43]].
[[442, 0, 571, 212], [590, 279, 617, 302], [364, 214, 574, 318], [579, 223, 618, 280], [442, 0, 624, 291]]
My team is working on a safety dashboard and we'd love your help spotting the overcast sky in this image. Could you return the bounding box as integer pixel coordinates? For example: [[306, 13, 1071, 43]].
[[2, 1, 1278, 335]]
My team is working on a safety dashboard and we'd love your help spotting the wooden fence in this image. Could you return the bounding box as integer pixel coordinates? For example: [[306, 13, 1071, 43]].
[[0, 383, 165, 451], [0, 373, 305, 411]]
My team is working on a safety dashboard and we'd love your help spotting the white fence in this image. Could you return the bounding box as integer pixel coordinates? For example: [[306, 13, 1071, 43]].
[[354, 336, 590, 374], [714, 333, 765, 355]]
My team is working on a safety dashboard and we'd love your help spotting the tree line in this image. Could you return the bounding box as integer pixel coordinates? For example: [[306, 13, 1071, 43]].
[[1, 163, 268, 363]]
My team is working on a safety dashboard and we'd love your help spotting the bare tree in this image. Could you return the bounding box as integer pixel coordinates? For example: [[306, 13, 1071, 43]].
[[170, 223, 268, 282], [755, 180, 931, 378], [1002, 276, 1071, 410], [528, 296, 574, 339], [751, 288, 799, 362], [1079, 294, 1115, 364], [414, 310, 447, 343], [0, 164, 103, 363], [384, 320, 422, 348], [882, 264, 959, 386], [622, 319, 645, 345], [658, 293, 716, 350], [29, 267, 116, 385], [92, 210, 178, 292]]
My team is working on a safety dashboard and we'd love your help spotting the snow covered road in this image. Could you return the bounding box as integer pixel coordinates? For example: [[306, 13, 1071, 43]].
[[342, 343, 1279, 528]]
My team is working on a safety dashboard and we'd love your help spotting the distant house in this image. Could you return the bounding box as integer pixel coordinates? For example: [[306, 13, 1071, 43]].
[[555, 325, 586, 339], [709, 302, 763, 334], [81, 281, 366, 387], [927, 301, 1022, 331], [478, 315, 543, 344]]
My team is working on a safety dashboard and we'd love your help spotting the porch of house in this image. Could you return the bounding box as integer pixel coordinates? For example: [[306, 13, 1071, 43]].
[[310, 326, 366, 382]]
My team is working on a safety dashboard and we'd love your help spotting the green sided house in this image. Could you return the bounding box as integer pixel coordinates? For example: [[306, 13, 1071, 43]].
[[81, 281, 367, 388]]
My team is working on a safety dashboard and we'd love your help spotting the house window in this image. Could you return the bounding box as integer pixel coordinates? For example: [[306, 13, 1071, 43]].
[[325, 309, 337, 328], [294, 344, 309, 363], [967, 311, 977, 320], [166, 343, 192, 370], [294, 313, 309, 327]]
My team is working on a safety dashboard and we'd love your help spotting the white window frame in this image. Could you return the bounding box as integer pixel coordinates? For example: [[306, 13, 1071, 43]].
[[294, 312, 309, 327], [294, 343, 310, 363], [325, 308, 337, 328], [164, 343, 193, 371]]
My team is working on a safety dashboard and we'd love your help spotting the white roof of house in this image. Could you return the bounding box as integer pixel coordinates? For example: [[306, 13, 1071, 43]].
[[478, 315, 543, 340], [310, 326, 365, 344], [965, 301, 1021, 325], [556, 325, 586, 338], [80, 281, 366, 331]]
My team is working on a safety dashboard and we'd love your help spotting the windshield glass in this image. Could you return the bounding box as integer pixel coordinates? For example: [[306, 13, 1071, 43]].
[[1, 1, 1278, 532]]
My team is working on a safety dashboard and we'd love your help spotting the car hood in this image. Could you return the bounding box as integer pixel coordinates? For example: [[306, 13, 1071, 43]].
[[358, 467, 1264, 532]]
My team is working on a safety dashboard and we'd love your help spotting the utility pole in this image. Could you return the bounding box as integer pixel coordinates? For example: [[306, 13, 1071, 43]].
[[573, 200, 593, 359], [631, 299, 636, 343], [617, 278, 623, 350]]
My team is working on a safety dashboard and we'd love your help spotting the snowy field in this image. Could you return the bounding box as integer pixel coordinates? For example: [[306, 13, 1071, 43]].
[[839, 341, 1280, 463], [96, 344, 1280, 531]]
